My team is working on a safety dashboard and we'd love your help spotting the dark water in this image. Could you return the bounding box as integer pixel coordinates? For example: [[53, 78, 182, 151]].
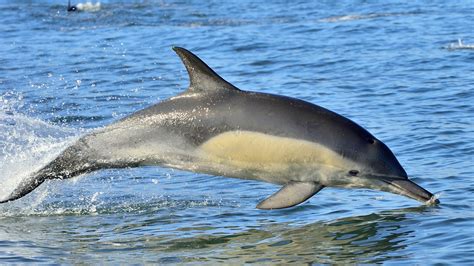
[[1, 0, 473, 264]]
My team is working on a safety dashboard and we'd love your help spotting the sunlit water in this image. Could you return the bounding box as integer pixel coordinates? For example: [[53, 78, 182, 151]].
[[1, 0, 473, 264]]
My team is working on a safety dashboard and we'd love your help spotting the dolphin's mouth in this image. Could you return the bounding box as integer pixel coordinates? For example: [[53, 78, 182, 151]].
[[379, 177, 440, 205]]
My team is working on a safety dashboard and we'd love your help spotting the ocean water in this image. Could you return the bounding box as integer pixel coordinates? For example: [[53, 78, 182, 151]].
[[1, 0, 473, 264]]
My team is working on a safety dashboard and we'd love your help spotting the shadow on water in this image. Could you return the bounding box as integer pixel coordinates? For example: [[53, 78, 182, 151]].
[[158, 206, 431, 264], [0, 200, 433, 264]]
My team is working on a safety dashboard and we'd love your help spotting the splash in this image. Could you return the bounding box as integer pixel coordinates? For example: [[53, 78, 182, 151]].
[[75, 2, 101, 12], [426, 193, 442, 206], [0, 96, 80, 203], [444, 39, 474, 50]]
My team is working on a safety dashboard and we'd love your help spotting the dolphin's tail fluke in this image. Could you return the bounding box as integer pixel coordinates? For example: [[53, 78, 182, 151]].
[[0, 143, 93, 204]]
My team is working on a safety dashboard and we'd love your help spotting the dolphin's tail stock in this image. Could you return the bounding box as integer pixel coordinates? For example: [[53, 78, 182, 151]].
[[0, 143, 94, 204]]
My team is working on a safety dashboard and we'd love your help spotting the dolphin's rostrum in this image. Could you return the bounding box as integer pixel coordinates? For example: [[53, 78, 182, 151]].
[[0, 47, 439, 208]]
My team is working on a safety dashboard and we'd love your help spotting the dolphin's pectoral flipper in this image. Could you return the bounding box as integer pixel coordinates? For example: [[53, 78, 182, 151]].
[[256, 182, 325, 210]]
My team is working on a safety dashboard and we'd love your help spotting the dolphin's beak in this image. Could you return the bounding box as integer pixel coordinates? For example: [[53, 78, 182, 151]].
[[380, 177, 440, 205]]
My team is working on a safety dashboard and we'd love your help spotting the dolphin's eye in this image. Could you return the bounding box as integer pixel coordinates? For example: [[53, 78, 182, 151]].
[[367, 138, 375, 144], [349, 170, 359, 176]]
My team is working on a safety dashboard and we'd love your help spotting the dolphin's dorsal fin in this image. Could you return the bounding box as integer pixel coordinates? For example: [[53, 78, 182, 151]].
[[256, 182, 325, 210], [172, 47, 240, 93]]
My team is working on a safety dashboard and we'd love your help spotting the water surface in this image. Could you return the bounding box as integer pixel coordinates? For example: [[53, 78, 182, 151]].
[[1, 0, 473, 264]]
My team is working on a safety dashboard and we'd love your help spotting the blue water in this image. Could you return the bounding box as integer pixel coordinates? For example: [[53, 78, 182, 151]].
[[1, 0, 473, 264]]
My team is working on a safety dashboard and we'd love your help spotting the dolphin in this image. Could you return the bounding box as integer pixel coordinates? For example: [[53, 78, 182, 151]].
[[0, 47, 439, 208], [67, 0, 77, 12]]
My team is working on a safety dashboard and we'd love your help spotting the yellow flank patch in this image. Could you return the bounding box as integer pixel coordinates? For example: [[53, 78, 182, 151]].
[[198, 130, 353, 170]]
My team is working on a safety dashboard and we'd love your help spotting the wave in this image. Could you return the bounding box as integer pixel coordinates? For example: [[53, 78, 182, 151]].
[[319, 12, 419, 23]]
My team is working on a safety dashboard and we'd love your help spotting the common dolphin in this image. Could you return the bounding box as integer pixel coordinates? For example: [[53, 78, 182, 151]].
[[0, 47, 439, 208]]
